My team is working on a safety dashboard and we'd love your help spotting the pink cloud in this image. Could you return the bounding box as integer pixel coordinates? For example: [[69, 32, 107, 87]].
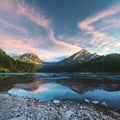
[[77, 3, 120, 53], [101, 18, 120, 31], [0, 33, 78, 61], [0, 0, 82, 61], [0, 0, 16, 12], [0, 0, 51, 31], [0, 18, 27, 33], [18, 2, 81, 54], [49, 31, 81, 55], [78, 3, 120, 31], [17, 2, 51, 29], [0, 35, 41, 51]]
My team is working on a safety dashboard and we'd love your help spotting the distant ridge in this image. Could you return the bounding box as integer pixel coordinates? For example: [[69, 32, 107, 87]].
[[59, 49, 99, 65]]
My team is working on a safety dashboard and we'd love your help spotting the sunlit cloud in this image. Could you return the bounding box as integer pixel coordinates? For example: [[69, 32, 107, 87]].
[[17, 2, 51, 29], [77, 3, 120, 54], [0, 0, 120, 61], [49, 31, 80, 53], [0, 0, 81, 61], [0, 18, 27, 34]]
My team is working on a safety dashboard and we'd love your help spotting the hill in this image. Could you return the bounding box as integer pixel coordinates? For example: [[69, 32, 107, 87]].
[[0, 49, 35, 72], [14, 53, 43, 69]]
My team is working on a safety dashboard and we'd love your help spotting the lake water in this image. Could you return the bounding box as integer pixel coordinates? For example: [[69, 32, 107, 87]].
[[0, 73, 120, 111]]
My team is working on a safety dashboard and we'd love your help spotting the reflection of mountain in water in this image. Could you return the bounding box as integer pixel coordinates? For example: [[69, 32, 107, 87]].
[[58, 74, 120, 94], [0, 73, 120, 94], [8, 83, 80, 100], [1, 73, 120, 110], [14, 81, 42, 92]]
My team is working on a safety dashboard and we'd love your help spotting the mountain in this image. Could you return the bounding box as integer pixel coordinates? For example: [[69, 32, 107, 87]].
[[39, 49, 100, 72], [0, 49, 35, 72], [59, 49, 99, 65], [14, 53, 43, 65], [40, 52, 120, 73], [40, 49, 120, 73], [0, 49, 5, 54]]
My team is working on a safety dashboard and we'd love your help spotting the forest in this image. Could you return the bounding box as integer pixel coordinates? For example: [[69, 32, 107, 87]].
[[0, 49, 35, 72]]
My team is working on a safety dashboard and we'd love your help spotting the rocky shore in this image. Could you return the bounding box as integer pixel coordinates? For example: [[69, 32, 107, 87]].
[[0, 93, 120, 120]]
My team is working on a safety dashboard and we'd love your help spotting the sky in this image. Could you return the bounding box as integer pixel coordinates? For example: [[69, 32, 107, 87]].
[[0, 0, 120, 62]]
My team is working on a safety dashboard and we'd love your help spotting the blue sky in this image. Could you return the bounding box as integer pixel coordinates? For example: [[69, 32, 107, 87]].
[[0, 0, 120, 61]]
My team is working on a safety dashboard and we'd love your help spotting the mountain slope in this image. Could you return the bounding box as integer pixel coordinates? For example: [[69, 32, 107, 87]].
[[0, 49, 35, 72], [40, 53, 120, 73], [39, 49, 100, 72], [81, 53, 120, 72], [59, 49, 99, 65], [14, 53, 43, 65]]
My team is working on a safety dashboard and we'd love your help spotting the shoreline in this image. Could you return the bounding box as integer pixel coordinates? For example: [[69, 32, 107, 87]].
[[0, 93, 120, 120]]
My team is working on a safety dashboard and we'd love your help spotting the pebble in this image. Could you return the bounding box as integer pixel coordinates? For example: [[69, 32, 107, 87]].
[[0, 94, 118, 120]]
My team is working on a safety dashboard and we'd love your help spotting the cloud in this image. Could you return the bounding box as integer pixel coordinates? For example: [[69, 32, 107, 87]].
[[49, 31, 80, 54], [0, 18, 27, 34], [0, 0, 51, 31], [18, 2, 81, 54], [17, 2, 51, 29], [78, 3, 120, 31], [0, 34, 55, 61], [77, 3, 120, 54], [0, 0, 81, 61], [0, 34, 42, 52]]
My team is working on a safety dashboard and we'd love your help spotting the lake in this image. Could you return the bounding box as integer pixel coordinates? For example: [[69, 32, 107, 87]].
[[0, 73, 120, 111]]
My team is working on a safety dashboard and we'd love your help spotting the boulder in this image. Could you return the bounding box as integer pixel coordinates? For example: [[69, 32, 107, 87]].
[[84, 98, 90, 103], [101, 102, 107, 108], [108, 110, 120, 118], [53, 100, 61, 106], [91, 101, 99, 105]]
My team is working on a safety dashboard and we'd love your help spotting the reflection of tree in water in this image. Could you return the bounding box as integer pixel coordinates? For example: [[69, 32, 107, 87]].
[[0, 74, 38, 92], [57, 75, 120, 94], [0, 73, 120, 94]]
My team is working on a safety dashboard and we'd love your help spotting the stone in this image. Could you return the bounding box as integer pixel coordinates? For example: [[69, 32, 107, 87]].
[[53, 100, 61, 105], [108, 110, 120, 118], [0, 94, 118, 120], [101, 102, 107, 108], [91, 101, 99, 105], [80, 106, 83, 109], [84, 98, 90, 103]]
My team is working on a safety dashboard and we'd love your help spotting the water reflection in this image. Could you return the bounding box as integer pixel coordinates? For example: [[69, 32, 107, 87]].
[[8, 82, 80, 100], [0, 73, 120, 110], [0, 74, 36, 92]]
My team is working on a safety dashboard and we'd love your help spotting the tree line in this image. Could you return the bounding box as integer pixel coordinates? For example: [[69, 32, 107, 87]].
[[0, 49, 35, 72], [39, 54, 120, 73]]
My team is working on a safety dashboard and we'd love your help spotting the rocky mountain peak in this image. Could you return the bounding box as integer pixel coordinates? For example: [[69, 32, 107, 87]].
[[59, 49, 99, 65], [14, 53, 42, 65], [72, 49, 99, 61]]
